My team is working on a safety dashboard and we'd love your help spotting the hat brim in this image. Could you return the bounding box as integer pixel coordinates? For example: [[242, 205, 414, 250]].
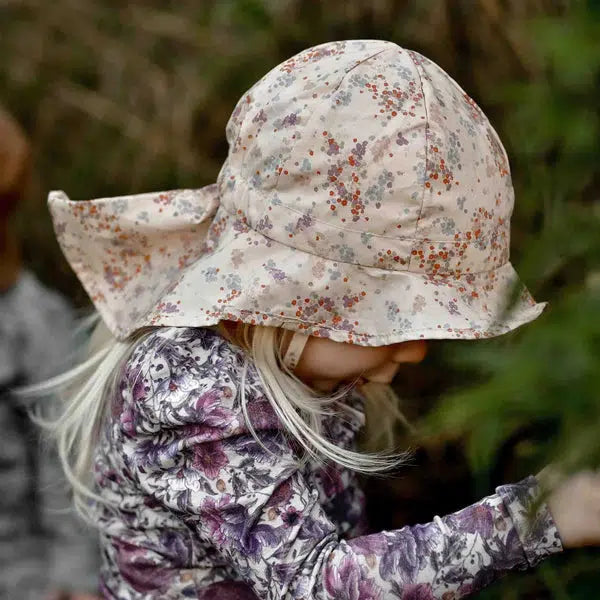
[[139, 207, 545, 346]]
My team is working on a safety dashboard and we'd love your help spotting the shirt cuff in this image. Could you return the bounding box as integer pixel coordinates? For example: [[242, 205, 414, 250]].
[[496, 474, 563, 568]]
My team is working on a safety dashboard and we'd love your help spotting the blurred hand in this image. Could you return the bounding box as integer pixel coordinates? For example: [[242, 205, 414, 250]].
[[538, 466, 600, 548]]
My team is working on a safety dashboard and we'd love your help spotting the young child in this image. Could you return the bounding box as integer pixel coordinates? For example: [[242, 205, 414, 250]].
[[43, 40, 600, 599], [0, 106, 100, 599]]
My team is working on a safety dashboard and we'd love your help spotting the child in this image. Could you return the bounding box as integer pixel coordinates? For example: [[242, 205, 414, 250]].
[[42, 40, 600, 599], [0, 106, 100, 599]]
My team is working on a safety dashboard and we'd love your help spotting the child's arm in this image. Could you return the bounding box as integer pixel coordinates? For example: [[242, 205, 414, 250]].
[[130, 420, 561, 599]]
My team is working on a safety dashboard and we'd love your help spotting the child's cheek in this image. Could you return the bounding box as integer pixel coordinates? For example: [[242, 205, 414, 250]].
[[362, 361, 401, 384]]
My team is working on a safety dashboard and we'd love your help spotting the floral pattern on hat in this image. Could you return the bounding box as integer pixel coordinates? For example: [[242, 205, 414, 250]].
[[49, 40, 545, 344]]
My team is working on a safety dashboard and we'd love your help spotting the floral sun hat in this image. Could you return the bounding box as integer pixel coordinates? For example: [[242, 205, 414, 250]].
[[49, 40, 545, 345]]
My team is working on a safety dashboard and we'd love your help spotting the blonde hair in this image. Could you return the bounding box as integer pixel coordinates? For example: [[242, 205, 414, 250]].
[[22, 315, 411, 522]]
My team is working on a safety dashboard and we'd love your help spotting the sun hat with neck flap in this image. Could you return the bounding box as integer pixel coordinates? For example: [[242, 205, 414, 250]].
[[48, 39, 545, 346]]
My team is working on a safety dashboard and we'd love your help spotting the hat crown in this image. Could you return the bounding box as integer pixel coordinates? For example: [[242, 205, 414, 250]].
[[218, 40, 513, 279]]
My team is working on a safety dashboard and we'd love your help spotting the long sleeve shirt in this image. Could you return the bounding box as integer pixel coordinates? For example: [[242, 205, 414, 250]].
[[0, 271, 100, 599], [95, 326, 562, 599]]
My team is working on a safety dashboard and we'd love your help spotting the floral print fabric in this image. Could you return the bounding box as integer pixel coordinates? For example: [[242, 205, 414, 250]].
[[49, 40, 545, 345], [95, 327, 562, 599]]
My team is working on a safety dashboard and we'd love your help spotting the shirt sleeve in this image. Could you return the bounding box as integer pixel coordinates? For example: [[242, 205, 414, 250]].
[[131, 416, 562, 600]]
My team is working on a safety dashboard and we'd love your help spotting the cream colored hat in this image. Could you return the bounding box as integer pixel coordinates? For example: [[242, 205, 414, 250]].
[[49, 40, 545, 345]]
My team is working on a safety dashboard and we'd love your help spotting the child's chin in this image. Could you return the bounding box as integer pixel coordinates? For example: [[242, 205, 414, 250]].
[[360, 375, 393, 385]]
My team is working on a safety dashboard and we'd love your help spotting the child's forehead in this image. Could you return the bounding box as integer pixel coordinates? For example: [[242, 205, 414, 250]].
[[219, 40, 512, 280]]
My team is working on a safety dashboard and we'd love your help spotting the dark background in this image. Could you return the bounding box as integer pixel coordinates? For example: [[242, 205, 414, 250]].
[[2, 1, 599, 597]]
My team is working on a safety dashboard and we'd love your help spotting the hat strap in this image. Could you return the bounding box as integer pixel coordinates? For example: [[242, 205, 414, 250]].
[[281, 331, 309, 370]]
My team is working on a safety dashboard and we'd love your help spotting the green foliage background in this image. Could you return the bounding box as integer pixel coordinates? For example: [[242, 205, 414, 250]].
[[1, 1, 598, 597]]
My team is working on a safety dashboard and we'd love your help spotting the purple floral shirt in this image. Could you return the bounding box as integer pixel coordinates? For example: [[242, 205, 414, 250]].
[[94, 327, 562, 599]]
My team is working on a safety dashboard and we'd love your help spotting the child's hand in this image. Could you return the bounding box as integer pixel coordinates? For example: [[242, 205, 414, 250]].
[[538, 466, 600, 548]]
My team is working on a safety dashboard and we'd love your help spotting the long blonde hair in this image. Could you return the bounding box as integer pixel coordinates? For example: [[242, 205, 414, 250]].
[[22, 314, 411, 521]]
